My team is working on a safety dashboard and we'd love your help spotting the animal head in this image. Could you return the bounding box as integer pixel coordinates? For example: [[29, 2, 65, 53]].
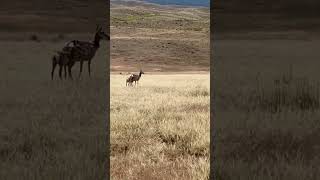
[[126, 77, 131, 82], [95, 25, 110, 40], [140, 70, 145, 74]]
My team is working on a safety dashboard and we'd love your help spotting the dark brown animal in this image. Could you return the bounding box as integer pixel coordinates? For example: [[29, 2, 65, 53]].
[[51, 50, 75, 80], [126, 75, 134, 86], [63, 25, 110, 78], [126, 70, 144, 86]]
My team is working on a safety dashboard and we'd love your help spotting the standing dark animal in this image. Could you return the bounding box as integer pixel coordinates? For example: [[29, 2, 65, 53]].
[[51, 50, 75, 80], [63, 25, 110, 78], [127, 70, 144, 86], [126, 75, 134, 86]]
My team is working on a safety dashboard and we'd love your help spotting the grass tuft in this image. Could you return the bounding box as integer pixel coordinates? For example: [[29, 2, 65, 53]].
[[248, 68, 320, 113]]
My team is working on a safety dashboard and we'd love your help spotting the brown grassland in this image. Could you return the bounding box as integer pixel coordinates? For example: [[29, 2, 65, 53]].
[[213, 1, 320, 179], [214, 40, 320, 179], [110, 0, 209, 72], [110, 0, 210, 179], [0, 1, 109, 179], [0, 42, 109, 179]]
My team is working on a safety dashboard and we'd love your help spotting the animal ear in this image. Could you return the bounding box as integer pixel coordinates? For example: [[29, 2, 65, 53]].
[[98, 25, 102, 32], [96, 24, 102, 32]]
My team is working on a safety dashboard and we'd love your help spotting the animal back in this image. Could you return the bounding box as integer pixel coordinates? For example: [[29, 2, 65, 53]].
[[72, 43, 97, 61]]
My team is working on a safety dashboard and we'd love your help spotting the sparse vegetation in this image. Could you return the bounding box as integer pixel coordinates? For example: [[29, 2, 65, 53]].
[[112, 11, 158, 23], [111, 74, 210, 180], [111, 3, 209, 73]]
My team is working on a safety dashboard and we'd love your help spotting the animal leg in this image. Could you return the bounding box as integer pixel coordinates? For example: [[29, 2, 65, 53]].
[[59, 65, 63, 80], [88, 61, 91, 77], [68, 65, 73, 80], [64, 65, 67, 79], [69, 61, 75, 80], [79, 60, 83, 78], [51, 60, 57, 80]]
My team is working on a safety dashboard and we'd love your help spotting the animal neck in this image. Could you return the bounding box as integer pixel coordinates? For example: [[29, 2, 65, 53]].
[[136, 72, 143, 80], [93, 34, 101, 48]]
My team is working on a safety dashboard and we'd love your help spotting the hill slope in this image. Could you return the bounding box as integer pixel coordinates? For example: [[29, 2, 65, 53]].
[[0, 0, 109, 33], [111, 1, 210, 72]]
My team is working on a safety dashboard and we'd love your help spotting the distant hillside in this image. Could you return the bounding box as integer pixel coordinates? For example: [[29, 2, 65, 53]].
[[0, 0, 109, 33], [212, 0, 320, 33], [142, 0, 209, 7], [214, 0, 320, 15]]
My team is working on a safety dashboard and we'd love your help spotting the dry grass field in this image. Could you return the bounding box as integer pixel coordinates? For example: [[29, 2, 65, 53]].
[[213, 38, 320, 179], [0, 40, 109, 179], [212, 0, 320, 178], [0, 1, 109, 178], [110, 73, 210, 179], [110, 0, 210, 179]]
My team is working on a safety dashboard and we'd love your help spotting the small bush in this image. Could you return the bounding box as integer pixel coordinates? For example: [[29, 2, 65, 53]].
[[57, 34, 66, 40], [187, 86, 209, 97], [30, 34, 40, 42]]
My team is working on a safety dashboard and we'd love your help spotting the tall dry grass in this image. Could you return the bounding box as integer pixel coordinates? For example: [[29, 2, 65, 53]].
[[214, 68, 320, 179], [0, 41, 109, 179], [248, 68, 320, 113], [111, 74, 210, 180]]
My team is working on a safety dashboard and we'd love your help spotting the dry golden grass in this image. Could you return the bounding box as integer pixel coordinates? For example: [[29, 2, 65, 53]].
[[110, 73, 210, 180]]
